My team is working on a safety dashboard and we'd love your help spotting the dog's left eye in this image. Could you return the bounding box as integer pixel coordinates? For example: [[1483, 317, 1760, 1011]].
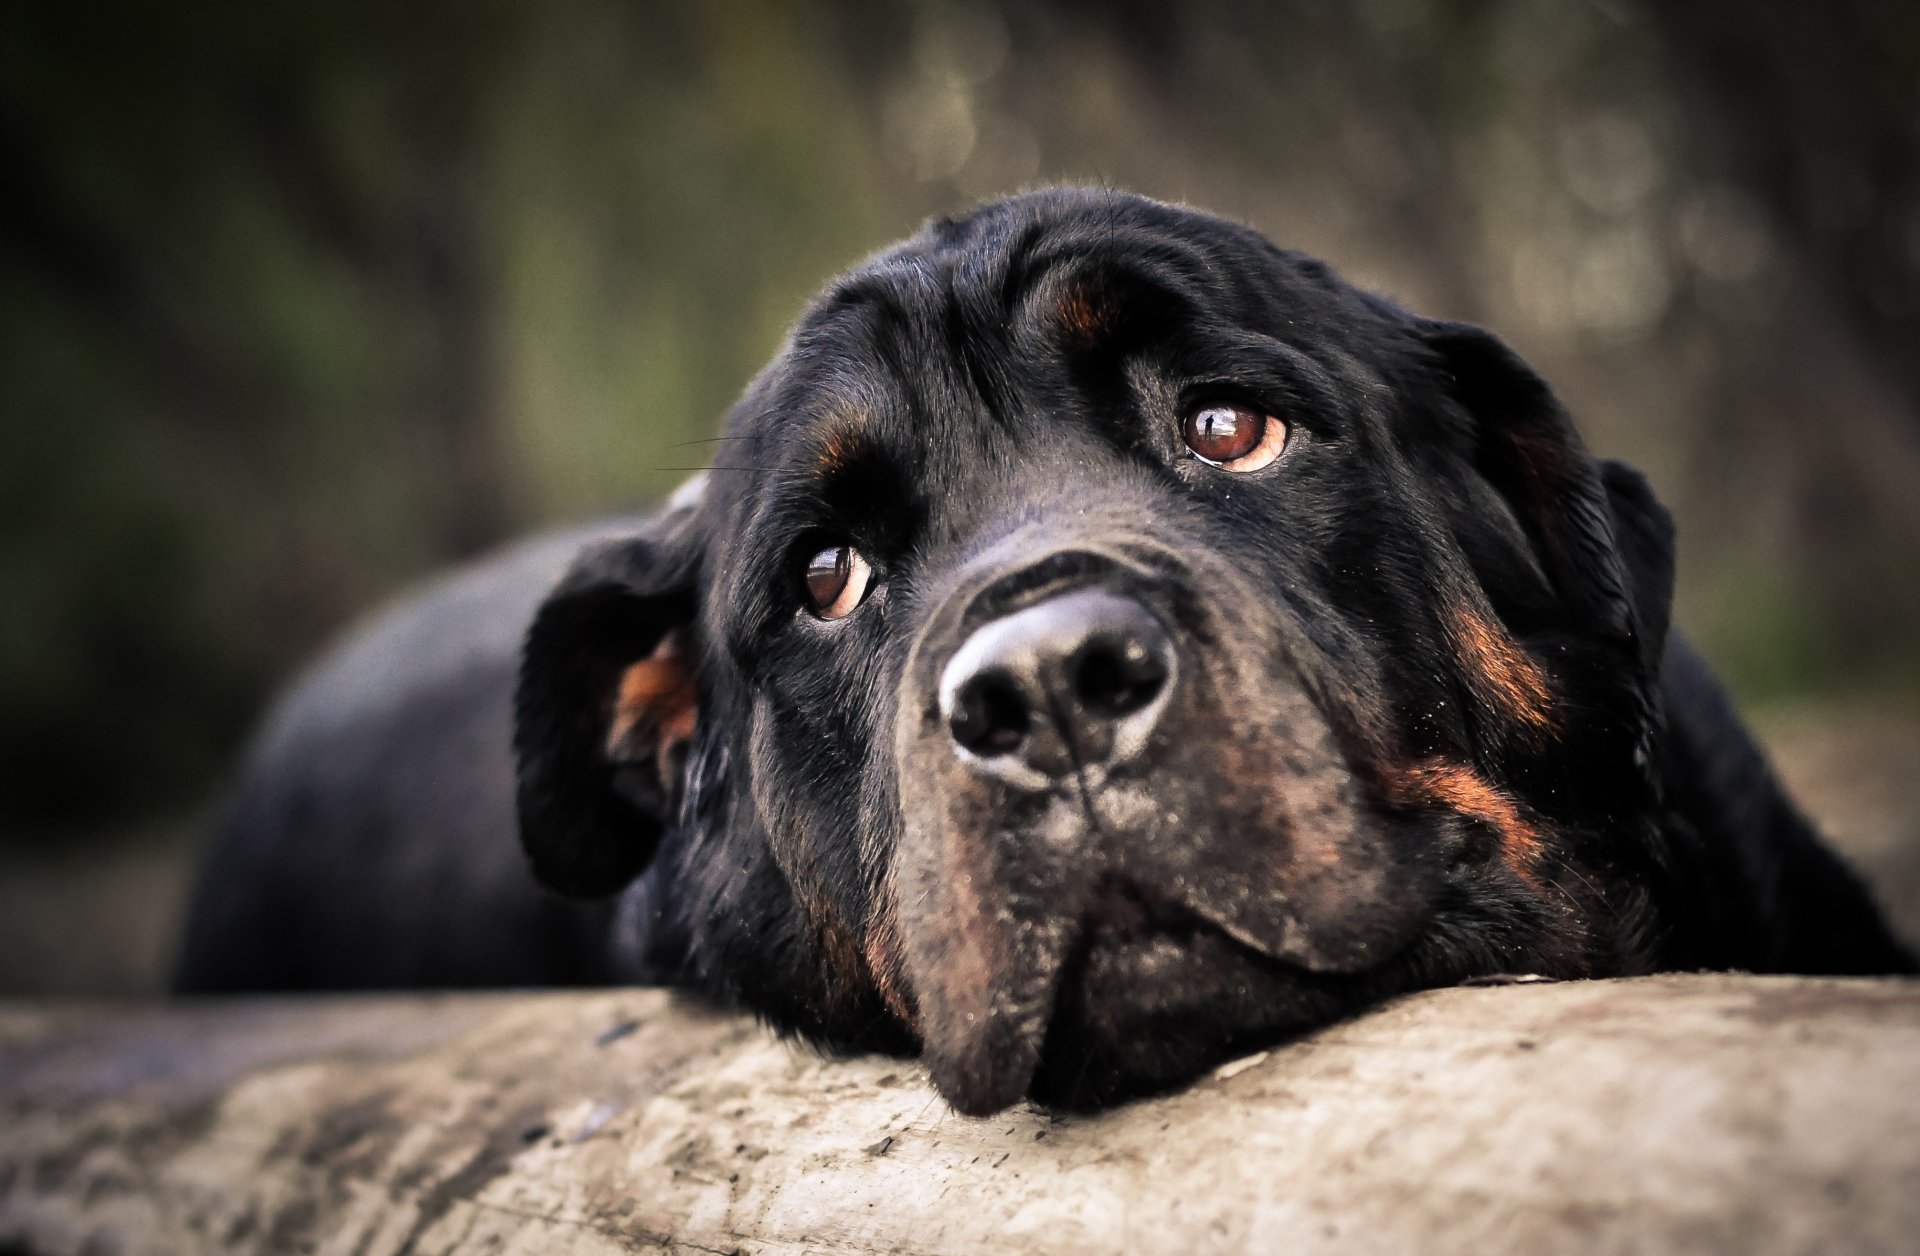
[[802, 544, 874, 620], [1182, 404, 1287, 472]]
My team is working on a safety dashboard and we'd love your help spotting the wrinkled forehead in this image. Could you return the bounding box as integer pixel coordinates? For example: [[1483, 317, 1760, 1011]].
[[735, 197, 1355, 463], [705, 191, 1404, 577], [801, 191, 1321, 380]]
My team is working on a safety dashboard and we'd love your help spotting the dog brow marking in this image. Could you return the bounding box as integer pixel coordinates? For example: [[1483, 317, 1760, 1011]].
[[816, 417, 867, 479], [1444, 604, 1554, 738], [1055, 279, 1115, 346], [1394, 760, 1542, 883]]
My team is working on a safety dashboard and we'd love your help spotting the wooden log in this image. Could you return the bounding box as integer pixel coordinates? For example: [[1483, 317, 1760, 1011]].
[[2, 975, 1917, 1255]]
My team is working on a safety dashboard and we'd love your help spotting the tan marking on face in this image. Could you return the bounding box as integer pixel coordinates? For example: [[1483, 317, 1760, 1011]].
[[1056, 281, 1114, 345], [807, 891, 870, 1006], [1444, 604, 1554, 737], [817, 420, 864, 479], [1392, 759, 1542, 883], [864, 888, 918, 1028], [742, 693, 895, 1018], [927, 809, 1006, 1031], [607, 631, 698, 782], [762, 818, 873, 1013]]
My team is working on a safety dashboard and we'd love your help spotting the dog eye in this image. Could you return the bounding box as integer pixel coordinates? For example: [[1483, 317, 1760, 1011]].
[[803, 544, 874, 620], [1182, 404, 1287, 471]]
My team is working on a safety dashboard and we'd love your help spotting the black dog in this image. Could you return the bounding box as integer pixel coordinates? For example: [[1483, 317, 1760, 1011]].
[[178, 188, 1914, 1115]]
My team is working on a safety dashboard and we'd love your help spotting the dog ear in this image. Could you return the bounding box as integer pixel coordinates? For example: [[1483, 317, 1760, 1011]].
[[1418, 321, 1678, 796], [514, 479, 707, 898], [1419, 320, 1675, 670], [1596, 458, 1676, 666]]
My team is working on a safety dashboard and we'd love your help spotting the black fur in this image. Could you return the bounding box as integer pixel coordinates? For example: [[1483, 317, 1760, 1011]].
[[178, 189, 1913, 1115]]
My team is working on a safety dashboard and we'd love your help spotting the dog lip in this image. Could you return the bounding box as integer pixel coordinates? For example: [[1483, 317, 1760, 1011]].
[[1079, 879, 1318, 973], [1083, 865, 1422, 978], [921, 962, 1062, 1117], [924, 872, 1398, 1115], [928, 1032, 1046, 1118], [1082, 875, 1204, 941], [925, 878, 1196, 1116]]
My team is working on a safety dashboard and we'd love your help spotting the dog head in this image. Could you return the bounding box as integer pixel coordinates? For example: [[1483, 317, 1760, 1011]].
[[514, 188, 1677, 1114]]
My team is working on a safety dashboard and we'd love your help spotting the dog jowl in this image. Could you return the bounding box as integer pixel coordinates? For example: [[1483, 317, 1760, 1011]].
[[182, 188, 1915, 1116]]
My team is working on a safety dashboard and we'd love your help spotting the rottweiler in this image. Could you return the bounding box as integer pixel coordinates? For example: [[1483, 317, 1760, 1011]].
[[178, 188, 1914, 1116]]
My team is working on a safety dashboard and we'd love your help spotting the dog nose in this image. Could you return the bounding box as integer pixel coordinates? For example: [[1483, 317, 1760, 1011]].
[[940, 589, 1175, 782]]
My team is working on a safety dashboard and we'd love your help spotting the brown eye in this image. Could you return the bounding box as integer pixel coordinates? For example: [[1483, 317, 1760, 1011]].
[[803, 544, 874, 620], [1182, 404, 1287, 471]]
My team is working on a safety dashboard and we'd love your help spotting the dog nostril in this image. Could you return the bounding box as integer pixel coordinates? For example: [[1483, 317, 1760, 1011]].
[[949, 673, 1030, 756], [1071, 634, 1168, 719]]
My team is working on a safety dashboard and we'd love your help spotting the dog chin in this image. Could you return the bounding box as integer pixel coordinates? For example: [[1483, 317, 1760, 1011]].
[[1013, 915, 1378, 1114]]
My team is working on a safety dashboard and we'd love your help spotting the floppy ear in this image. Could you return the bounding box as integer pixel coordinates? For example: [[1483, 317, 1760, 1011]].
[[1420, 320, 1675, 671], [514, 485, 707, 899], [1419, 321, 1678, 794], [1597, 458, 1676, 666]]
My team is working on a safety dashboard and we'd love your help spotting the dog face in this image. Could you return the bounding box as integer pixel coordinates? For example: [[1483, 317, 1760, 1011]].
[[515, 188, 1678, 1115]]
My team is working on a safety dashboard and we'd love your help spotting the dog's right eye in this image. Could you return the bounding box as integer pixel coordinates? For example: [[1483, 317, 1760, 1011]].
[[1182, 403, 1287, 472], [802, 544, 874, 620]]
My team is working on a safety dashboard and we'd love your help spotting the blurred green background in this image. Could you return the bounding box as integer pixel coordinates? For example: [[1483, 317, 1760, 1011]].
[[3, 0, 1917, 992]]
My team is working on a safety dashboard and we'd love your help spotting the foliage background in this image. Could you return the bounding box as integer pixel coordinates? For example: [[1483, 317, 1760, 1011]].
[[3, 0, 1916, 990]]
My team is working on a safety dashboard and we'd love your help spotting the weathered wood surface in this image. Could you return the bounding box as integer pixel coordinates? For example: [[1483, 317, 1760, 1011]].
[[2, 976, 1917, 1255]]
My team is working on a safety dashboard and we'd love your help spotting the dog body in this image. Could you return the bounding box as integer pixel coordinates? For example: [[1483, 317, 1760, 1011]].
[[179, 189, 1912, 1114]]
